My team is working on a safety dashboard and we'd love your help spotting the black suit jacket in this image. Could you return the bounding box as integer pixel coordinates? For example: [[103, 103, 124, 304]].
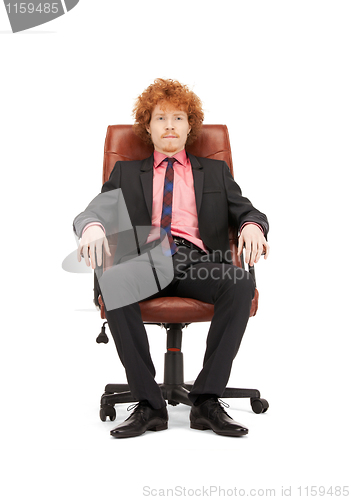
[[73, 153, 269, 265]]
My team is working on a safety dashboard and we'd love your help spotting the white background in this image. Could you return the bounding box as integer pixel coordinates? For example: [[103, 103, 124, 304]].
[[1, 1, 350, 499]]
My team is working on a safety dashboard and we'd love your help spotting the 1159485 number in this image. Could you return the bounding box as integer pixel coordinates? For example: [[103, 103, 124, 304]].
[[298, 486, 349, 496], [6, 3, 59, 14]]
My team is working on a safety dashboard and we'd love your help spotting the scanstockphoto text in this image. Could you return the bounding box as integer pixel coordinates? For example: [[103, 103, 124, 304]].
[[173, 248, 252, 283], [142, 484, 350, 497]]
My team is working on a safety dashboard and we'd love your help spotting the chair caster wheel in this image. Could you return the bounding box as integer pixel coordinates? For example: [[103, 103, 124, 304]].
[[251, 398, 269, 414], [100, 404, 116, 421]]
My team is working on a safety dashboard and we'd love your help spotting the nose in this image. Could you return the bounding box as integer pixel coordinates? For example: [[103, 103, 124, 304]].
[[165, 117, 174, 130]]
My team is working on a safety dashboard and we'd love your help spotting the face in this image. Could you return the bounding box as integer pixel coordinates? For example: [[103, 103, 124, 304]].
[[146, 102, 191, 156]]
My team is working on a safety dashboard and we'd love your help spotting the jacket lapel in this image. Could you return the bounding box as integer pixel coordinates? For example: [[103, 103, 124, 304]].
[[187, 152, 204, 216], [140, 154, 154, 220]]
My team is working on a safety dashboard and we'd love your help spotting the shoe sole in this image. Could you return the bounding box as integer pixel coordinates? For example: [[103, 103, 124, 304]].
[[149, 422, 168, 432], [111, 422, 168, 438], [190, 421, 248, 437]]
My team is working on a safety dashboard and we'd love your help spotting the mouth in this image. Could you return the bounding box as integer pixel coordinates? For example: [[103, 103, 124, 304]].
[[162, 135, 178, 139]]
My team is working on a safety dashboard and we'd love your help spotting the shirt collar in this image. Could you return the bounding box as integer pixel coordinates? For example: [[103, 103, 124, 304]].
[[153, 149, 188, 168]]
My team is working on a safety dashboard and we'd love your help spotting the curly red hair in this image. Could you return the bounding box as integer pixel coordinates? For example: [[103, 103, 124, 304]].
[[132, 78, 204, 146]]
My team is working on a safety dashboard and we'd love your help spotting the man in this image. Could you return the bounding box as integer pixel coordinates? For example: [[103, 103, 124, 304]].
[[73, 78, 269, 438]]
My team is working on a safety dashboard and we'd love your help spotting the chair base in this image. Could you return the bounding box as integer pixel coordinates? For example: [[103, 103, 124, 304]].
[[99, 382, 269, 422], [98, 322, 269, 422]]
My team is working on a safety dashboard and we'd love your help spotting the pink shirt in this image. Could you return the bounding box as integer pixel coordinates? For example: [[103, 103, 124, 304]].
[[145, 149, 207, 252], [82, 150, 263, 249]]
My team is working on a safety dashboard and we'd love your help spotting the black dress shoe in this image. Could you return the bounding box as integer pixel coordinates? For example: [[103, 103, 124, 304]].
[[190, 398, 248, 437], [110, 401, 168, 438]]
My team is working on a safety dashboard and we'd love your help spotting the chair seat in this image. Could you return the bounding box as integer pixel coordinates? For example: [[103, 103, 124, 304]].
[[98, 289, 258, 322]]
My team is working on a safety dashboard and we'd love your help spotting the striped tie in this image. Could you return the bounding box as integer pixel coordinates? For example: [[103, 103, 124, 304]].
[[160, 157, 177, 256]]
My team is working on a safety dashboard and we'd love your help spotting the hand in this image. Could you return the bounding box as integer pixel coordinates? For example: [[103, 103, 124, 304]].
[[237, 224, 270, 266], [77, 225, 111, 270]]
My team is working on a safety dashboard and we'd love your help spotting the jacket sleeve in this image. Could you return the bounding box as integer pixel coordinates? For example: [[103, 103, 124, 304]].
[[222, 162, 269, 239], [72, 162, 122, 238]]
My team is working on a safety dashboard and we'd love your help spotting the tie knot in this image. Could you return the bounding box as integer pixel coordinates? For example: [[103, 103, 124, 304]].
[[166, 157, 176, 166]]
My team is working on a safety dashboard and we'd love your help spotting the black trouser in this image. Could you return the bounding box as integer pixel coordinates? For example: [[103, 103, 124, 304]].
[[102, 245, 256, 410]]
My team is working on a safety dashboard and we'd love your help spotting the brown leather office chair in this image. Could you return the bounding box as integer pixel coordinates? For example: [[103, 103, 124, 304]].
[[94, 124, 269, 422]]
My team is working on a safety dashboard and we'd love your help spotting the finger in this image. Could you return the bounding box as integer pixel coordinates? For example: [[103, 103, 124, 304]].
[[82, 245, 90, 267], [104, 236, 111, 256], [264, 242, 270, 259], [250, 242, 257, 266], [254, 244, 263, 263], [77, 244, 82, 262], [237, 235, 243, 256], [96, 240, 103, 267], [245, 241, 252, 264], [90, 243, 96, 270]]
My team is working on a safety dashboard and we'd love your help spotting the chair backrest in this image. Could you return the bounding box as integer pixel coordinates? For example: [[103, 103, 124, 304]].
[[102, 124, 234, 184], [97, 124, 259, 320]]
